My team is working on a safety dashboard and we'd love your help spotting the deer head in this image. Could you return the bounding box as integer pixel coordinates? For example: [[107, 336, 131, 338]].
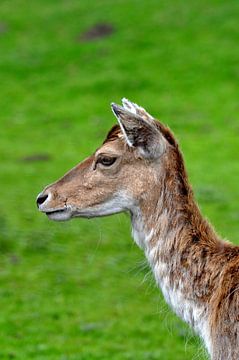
[[36, 99, 180, 224]]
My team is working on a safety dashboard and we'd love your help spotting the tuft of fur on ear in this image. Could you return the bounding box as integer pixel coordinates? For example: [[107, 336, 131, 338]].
[[111, 102, 166, 159], [121, 98, 154, 123]]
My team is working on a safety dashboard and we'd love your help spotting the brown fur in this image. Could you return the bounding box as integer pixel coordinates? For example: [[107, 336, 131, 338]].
[[37, 101, 239, 359]]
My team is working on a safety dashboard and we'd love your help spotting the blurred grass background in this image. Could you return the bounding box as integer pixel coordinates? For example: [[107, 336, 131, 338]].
[[0, 0, 239, 359]]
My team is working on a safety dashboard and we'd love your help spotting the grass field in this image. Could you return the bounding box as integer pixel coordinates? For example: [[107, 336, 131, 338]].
[[0, 0, 239, 359]]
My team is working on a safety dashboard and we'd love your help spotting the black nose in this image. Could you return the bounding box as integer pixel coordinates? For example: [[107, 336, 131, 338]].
[[36, 193, 48, 207]]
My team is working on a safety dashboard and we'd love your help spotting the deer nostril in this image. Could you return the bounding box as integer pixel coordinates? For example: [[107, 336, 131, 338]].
[[36, 193, 48, 207]]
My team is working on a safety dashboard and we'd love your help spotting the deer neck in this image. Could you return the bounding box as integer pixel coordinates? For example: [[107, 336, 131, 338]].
[[130, 174, 200, 253], [130, 158, 219, 267], [129, 171, 218, 349], [130, 191, 196, 261]]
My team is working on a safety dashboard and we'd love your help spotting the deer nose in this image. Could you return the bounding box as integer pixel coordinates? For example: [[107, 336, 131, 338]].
[[36, 193, 49, 208]]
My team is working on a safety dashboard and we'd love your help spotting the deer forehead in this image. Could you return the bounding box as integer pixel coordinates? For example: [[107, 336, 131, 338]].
[[95, 138, 126, 157]]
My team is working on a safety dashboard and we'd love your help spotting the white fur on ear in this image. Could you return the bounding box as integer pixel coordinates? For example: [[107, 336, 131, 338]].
[[111, 103, 133, 147], [121, 98, 154, 121], [121, 98, 138, 114]]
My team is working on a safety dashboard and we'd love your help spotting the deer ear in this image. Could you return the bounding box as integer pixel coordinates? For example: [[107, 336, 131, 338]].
[[111, 102, 166, 159]]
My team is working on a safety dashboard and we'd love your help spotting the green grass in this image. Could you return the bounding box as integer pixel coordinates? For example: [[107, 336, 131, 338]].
[[0, 0, 239, 358]]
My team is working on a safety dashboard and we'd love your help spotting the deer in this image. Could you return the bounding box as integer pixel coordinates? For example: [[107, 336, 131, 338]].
[[36, 99, 239, 360]]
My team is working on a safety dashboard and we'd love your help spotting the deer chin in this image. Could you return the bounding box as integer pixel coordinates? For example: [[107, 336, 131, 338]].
[[70, 195, 132, 219], [44, 207, 72, 221]]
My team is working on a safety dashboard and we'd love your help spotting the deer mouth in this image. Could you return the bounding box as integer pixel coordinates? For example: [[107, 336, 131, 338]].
[[45, 208, 66, 215], [44, 207, 72, 221]]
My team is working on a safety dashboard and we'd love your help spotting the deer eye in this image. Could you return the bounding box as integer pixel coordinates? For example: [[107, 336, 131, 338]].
[[97, 156, 117, 167]]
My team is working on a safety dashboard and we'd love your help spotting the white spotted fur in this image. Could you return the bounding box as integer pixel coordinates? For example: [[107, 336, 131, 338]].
[[131, 205, 212, 354]]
